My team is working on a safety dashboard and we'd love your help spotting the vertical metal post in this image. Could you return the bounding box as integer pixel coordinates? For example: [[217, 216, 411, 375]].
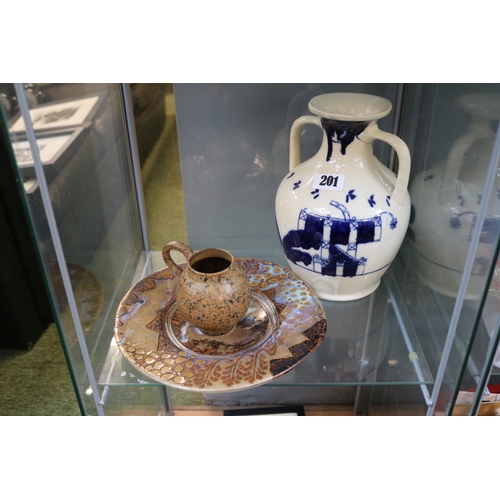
[[353, 292, 376, 415], [120, 83, 150, 251], [163, 387, 174, 416], [387, 83, 408, 172]]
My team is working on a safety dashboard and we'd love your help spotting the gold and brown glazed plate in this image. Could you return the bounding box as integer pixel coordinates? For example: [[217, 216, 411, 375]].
[[114, 259, 327, 393]]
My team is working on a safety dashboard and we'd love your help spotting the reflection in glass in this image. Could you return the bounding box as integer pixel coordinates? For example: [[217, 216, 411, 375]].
[[409, 93, 500, 299], [8, 83, 145, 414]]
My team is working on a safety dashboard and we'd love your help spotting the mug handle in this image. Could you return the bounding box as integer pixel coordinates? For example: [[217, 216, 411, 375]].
[[359, 122, 411, 207], [289, 115, 323, 171], [162, 241, 193, 277]]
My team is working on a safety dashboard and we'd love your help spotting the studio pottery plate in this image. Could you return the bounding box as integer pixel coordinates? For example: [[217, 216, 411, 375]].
[[114, 259, 327, 393]]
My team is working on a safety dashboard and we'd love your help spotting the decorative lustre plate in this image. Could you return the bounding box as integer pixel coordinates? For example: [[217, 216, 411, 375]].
[[114, 259, 327, 393]]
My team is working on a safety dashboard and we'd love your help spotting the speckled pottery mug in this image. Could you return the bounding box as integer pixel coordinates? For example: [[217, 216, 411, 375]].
[[162, 241, 252, 336]]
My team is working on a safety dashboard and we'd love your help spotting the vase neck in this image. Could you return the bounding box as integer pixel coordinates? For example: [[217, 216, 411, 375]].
[[320, 118, 373, 161]]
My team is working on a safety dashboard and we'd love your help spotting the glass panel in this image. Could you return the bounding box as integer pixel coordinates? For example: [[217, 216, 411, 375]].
[[137, 84, 187, 249], [6, 83, 148, 414], [169, 84, 437, 410], [168, 83, 500, 413], [174, 83, 399, 260], [447, 195, 500, 416], [399, 83, 500, 415]]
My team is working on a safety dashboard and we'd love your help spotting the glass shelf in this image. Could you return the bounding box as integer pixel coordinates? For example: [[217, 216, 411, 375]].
[[97, 250, 433, 402]]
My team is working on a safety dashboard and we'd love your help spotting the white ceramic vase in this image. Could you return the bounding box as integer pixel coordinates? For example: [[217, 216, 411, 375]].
[[275, 93, 412, 301], [409, 93, 500, 299]]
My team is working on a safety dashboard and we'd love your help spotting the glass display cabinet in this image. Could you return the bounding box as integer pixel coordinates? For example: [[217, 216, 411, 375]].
[[2, 83, 499, 416]]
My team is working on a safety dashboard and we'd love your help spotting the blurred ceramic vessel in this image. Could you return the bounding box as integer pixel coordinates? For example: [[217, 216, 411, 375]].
[[409, 93, 500, 299]]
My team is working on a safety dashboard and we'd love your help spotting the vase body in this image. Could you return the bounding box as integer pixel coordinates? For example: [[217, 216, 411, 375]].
[[409, 93, 500, 299], [275, 93, 412, 301]]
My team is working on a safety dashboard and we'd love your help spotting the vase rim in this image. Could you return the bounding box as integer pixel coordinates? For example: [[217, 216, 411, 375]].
[[456, 93, 500, 120], [308, 92, 392, 121]]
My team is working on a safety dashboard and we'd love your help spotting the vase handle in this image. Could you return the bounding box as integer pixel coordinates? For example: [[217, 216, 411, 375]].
[[289, 115, 322, 171], [438, 125, 495, 205], [359, 122, 411, 206]]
